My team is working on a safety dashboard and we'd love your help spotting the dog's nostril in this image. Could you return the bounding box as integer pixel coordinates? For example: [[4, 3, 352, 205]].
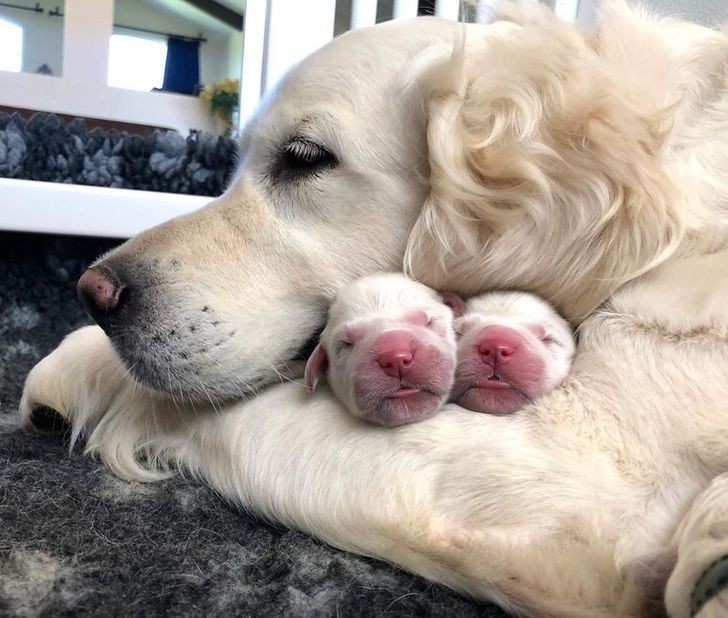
[[77, 268, 126, 322], [29, 406, 71, 437]]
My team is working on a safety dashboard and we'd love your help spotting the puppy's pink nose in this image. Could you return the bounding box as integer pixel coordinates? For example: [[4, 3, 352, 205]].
[[375, 331, 415, 379], [477, 325, 521, 368]]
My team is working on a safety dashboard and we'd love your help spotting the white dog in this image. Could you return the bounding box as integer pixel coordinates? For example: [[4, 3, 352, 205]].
[[19, 2, 728, 617]]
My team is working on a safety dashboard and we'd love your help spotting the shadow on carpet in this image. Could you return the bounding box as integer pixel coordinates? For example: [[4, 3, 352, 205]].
[[0, 231, 507, 617]]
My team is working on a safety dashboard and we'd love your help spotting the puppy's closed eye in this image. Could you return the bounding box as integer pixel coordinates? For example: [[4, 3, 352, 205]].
[[542, 335, 561, 347], [335, 339, 353, 354], [529, 324, 561, 347]]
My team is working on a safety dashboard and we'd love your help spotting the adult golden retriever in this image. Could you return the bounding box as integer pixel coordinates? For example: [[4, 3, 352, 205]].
[[20, 3, 728, 616]]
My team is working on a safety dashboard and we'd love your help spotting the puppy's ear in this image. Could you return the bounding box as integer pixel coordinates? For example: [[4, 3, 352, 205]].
[[304, 344, 328, 393], [440, 292, 465, 318]]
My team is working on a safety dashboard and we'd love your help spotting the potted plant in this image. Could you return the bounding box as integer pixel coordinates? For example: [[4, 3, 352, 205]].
[[200, 78, 240, 137]]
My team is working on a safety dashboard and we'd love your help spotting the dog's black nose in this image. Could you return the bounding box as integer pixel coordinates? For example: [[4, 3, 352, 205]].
[[77, 268, 126, 325]]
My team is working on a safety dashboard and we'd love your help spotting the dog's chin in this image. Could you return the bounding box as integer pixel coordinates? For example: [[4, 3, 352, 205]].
[[119, 354, 286, 402], [109, 331, 316, 403]]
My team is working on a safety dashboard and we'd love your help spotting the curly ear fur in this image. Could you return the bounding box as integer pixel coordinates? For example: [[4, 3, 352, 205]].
[[405, 4, 686, 322]]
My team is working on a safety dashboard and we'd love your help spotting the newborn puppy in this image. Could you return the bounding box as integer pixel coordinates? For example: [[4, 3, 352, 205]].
[[305, 273, 457, 428], [451, 292, 575, 415]]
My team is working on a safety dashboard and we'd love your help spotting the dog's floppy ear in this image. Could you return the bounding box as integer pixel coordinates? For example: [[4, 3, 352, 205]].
[[304, 343, 328, 393], [405, 8, 684, 322]]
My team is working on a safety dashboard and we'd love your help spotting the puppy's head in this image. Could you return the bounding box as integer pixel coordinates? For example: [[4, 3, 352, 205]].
[[451, 291, 574, 415], [305, 273, 457, 427]]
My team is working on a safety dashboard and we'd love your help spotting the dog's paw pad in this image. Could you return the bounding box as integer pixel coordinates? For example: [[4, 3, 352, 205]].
[[28, 406, 71, 438]]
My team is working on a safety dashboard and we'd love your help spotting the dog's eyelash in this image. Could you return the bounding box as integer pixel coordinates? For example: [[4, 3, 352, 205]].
[[286, 140, 327, 162], [275, 138, 338, 180]]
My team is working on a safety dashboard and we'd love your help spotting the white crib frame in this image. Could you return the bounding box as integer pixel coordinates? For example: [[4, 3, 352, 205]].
[[0, 0, 582, 239]]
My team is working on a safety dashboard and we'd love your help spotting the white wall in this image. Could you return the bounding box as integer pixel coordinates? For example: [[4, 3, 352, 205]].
[[225, 30, 244, 81], [0, 1, 65, 76], [642, 0, 728, 25], [263, 0, 336, 93], [577, 0, 728, 26], [64, 0, 114, 83]]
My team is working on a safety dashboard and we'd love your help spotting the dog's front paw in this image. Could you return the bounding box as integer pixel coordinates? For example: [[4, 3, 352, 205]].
[[19, 326, 122, 435], [20, 326, 181, 481], [692, 557, 728, 618], [665, 474, 728, 618]]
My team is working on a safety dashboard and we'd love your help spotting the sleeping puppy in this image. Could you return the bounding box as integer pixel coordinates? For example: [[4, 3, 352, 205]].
[[451, 292, 575, 415], [305, 273, 457, 428]]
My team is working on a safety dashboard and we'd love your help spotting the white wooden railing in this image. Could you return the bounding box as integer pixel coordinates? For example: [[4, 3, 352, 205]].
[[0, 0, 582, 238]]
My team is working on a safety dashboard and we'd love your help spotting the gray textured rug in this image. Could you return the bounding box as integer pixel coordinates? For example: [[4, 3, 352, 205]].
[[0, 231, 505, 617], [0, 112, 237, 196]]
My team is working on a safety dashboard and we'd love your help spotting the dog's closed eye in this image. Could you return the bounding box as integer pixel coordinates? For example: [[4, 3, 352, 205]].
[[276, 138, 338, 180]]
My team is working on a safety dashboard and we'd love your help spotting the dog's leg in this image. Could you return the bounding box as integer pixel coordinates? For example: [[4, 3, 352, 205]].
[[158, 388, 634, 618], [665, 473, 728, 618], [21, 327, 127, 428]]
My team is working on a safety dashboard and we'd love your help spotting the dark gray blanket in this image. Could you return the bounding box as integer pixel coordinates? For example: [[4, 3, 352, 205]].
[[0, 231, 505, 617]]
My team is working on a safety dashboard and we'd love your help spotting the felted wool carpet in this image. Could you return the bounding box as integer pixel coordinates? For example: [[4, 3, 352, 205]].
[[0, 231, 506, 617]]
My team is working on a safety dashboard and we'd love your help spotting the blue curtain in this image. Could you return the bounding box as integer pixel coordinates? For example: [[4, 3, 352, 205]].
[[162, 37, 200, 95]]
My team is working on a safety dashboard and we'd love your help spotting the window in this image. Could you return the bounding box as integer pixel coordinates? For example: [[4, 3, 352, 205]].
[[108, 34, 167, 92], [0, 17, 23, 73]]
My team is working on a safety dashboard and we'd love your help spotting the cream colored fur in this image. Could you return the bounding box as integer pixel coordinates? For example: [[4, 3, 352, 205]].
[[19, 3, 728, 616]]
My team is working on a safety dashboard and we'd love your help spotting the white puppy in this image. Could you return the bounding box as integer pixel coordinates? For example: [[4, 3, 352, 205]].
[[451, 292, 575, 415], [304, 273, 457, 427]]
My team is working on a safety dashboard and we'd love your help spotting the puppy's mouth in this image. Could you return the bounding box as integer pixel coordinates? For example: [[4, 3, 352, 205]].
[[472, 378, 528, 397], [479, 373, 513, 390], [452, 368, 531, 402], [386, 381, 445, 400], [374, 388, 444, 427], [465, 379, 531, 402], [389, 387, 422, 399]]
